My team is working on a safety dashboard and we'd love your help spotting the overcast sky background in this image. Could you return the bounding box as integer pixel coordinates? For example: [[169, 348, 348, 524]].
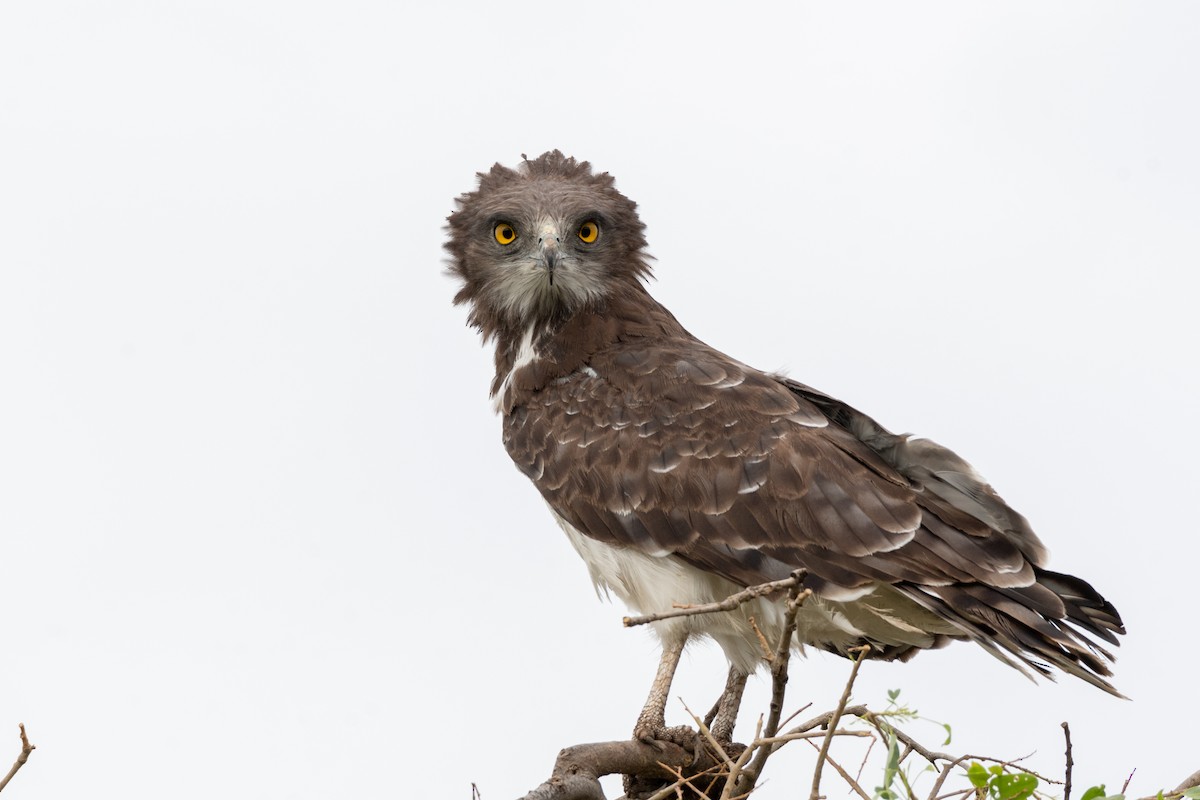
[[2, 2, 1197, 798]]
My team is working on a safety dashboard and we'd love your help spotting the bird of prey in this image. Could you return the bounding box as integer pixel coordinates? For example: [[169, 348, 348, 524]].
[[446, 151, 1124, 744]]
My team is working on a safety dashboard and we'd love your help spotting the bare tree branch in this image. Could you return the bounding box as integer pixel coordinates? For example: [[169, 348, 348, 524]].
[[804, 737, 873, 800], [682, 701, 735, 775], [926, 755, 978, 800], [517, 740, 694, 800], [1062, 722, 1074, 800], [1122, 769, 1137, 795], [778, 705, 870, 742], [622, 574, 807, 628], [860, 712, 952, 767], [718, 716, 762, 800], [809, 644, 871, 800], [1174, 770, 1200, 793], [0, 724, 35, 794], [733, 571, 811, 795], [753, 729, 872, 747], [508, 568, 1177, 800]]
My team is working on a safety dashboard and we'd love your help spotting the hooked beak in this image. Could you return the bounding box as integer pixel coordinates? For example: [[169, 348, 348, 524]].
[[539, 238, 560, 286]]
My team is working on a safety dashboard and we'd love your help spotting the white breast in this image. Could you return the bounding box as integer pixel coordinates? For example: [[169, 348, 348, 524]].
[[550, 510, 873, 674]]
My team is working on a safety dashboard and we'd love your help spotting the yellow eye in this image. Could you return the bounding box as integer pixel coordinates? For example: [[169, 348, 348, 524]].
[[494, 222, 517, 245], [578, 220, 599, 243]]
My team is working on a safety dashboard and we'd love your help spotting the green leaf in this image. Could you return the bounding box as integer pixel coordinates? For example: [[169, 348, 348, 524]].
[[888, 688, 901, 701], [967, 763, 990, 789], [993, 772, 1038, 800], [942, 723, 953, 746], [1081, 786, 1108, 800], [1183, 789, 1200, 800]]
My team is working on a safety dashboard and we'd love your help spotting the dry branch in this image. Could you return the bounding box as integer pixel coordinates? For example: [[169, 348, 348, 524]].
[[1062, 722, 1074, 800], [729, 571, 811, 797], [0, 724, 35, 794], [516, 740, 694, 800], [809, 644, 871, 800], [507, 568, 1177, 800], [804, 738, 874, 800], [1136, 770, 1200, 800], [622, 574, 807, 628]]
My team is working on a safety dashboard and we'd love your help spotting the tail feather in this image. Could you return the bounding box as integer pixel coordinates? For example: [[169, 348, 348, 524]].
[[898, 570, 1126, 698]]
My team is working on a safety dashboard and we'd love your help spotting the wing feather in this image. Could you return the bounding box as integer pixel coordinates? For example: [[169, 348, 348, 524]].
[[502, 337, 1123, 691]]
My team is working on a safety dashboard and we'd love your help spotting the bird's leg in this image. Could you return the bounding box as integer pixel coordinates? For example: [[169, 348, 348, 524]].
[[632, 635, 691, 744], [706, 666, 749, 743], [625, 636, 698, 798]]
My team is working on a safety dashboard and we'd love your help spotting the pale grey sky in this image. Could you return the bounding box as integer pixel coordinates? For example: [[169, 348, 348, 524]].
[[1, 2, 1197, 798]]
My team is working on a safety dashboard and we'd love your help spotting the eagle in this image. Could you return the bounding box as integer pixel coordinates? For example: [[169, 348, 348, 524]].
[[446, 150, 1124, 745]]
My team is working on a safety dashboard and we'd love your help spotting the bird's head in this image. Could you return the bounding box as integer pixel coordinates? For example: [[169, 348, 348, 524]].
[[446, 151, 651, 341]]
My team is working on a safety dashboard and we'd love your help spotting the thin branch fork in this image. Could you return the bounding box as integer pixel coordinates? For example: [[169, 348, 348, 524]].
[[0, 724, 35, 794]]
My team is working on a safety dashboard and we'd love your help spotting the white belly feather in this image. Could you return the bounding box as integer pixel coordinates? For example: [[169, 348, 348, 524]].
[[551, 510, 877, 675]]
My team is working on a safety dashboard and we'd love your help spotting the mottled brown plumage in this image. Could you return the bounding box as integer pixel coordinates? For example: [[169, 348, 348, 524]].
[[447, 151, 1124, 739]]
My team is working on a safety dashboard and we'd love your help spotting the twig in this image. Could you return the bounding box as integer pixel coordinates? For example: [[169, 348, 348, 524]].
[[642, 769, 688, 800], [949, 755, 1060, 786], [764, 585, 813, 740], [645, 761, 725, 800], [778, 705, 869, 740], [1062, 722, 1073, 800], [753, 729, 872, 746], [810, 644, 872, 800], [855, 731, 877, 788], [927, 754, 978, 800], [861, 713, 953, 767], [623, 574, 806, 627], [736, 572, 811, 793], [682, 700, 735, 774], [0, 724, 35, 794], [933, 787, 980, 800], [748, 616, 774, 662], [719, 716, 763, 800], [777, 702, 814, 733], [805, 738, 873, 800], [1122, 769, 1136, 796]]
